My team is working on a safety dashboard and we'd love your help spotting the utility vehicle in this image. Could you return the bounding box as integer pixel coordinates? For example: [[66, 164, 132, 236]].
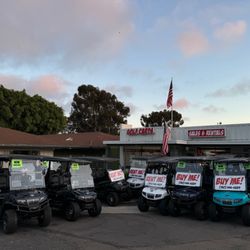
[[80, 157, 131, 206], [45, 157, 101, 221], [168, 156, 215, 220], [137, 156, 177, 215], [208, 157, 250, 225], [0, 155, 51, 234]]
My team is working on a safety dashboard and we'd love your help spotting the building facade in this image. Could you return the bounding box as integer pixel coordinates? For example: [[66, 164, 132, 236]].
[[104, 123, 250, 167]]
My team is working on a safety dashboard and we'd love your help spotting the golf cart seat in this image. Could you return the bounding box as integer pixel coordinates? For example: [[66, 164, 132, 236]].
[[0, 168, 9, 190]]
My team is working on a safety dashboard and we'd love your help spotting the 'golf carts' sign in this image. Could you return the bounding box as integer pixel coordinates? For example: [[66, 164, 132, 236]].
[[127, 128, 155, 136], [188, 129, 225, 138], [145, 174, 166, 188], [175, 173, 202, 187], [108, 169, 125, 182], [214, 176, 246, 191], [129, 168, 145, 178]]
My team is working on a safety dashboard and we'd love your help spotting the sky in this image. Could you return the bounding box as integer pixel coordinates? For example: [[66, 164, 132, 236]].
[[0, 0, 250, 128]]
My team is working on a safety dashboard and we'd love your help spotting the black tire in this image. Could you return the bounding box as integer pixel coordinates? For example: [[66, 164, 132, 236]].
[[3, 209, 18, 234], [194, 201, 208, 220], [137, 196, 149, 212], [106, 192, 120, 206], [168, 200, 180, 217], [65, 202, 81, 221], [208, 203, 221, 222], [88, 199, 102, 217], [159, 198, 169, 216], [242, 205, 250, 226], [38, 206, 52, 227]]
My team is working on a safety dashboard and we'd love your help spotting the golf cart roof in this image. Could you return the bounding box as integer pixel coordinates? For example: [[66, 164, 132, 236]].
[[75, 156, 119, 163], [147, 156, 181, 164], [0, 154, 90, 164], [215, 157, 249, 163], [131, 155, 161, 161]]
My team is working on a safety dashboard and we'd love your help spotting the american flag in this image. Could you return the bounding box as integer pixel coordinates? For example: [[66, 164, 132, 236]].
[[166, 80, 173, 109], [162, 127, 171, 155]]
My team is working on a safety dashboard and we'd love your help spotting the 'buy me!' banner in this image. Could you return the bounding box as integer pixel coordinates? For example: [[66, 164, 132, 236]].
[[129, 168, 145, 178], [214, 175, 246, 191], [175, 172, 202, 187]]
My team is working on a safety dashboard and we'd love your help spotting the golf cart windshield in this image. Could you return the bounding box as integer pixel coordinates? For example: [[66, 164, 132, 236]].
[[214, 162, 247, 191], [129, 159, 147, 179], [10, 159, 46, 191], [174, 161, 203, 187], [70, 163, 94, 189], [144, 164, 168, 188]]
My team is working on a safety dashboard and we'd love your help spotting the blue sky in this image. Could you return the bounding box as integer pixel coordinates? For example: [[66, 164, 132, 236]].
[[0, 0, 250, 128]]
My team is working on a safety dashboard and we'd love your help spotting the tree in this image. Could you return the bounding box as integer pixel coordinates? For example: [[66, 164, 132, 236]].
[[140, 109, 184, 127], [69, 84, 130, 134], [0, 85, 67, 134]]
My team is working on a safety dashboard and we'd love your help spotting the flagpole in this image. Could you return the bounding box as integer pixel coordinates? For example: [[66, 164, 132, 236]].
[[171, 77, 173, 128]]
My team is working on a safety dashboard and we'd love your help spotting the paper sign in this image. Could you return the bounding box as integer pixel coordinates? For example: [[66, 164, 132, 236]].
[[175, 172, 202, 187], [41, 161, 49, 168], [215, 163, 226, 172], [71, 163, 80, 171], [177, 161, 186, 168], [129, 168, 145, 178], [108, 169, 125, 182], [244, 163, 250, 170], [145, 174, 167, 188], [11, 159, 23, 169], [214, 175, 246, 191]]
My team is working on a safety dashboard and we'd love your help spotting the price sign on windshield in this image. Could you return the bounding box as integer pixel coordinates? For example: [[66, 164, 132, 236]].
[[11, 159, 23, 169], [71, 163, 80, 171]]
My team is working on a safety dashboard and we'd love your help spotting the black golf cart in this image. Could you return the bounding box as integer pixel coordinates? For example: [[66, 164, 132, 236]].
[[45, 157, 101, 221], [80, 157, 131, 206], [0, 155, 51, 234], [168, 156, 215, 220], [137, 156, 177, 215]]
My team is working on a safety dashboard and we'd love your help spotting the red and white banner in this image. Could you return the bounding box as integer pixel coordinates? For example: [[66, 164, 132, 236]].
[[145, 174, 167, 188], [129, 168, 145, 178], [108, 169, 125, 182], [214, 175, 246, 191], [175, 173, 202, 187]]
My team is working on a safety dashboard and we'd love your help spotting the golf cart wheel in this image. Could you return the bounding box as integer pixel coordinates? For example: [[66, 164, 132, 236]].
[[194, 201, 207, 220], [38, 206, 52, 227], [159, 199, 169, 216], [137, 196, 149, 212], [106, 192, 119, 206], [208, 203, 221, 222], [88, 199, 102, 217], [168, 200, 180, 217], [3, 209, 18, 234], [65, 202, 81, 221], [242, 205, 250, 226]]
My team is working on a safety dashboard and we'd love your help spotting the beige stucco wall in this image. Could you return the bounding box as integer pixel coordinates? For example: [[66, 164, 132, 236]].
[[39, 149, 54, 156]]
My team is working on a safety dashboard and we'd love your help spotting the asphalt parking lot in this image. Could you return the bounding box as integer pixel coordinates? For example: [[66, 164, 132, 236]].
[[1, 200, 250, 250]]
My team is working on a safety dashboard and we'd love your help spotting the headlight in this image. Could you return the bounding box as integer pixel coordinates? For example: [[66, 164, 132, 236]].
[[234, 199, 243, 203], [214, 197, 221, 203], [16, 199, 27, 205], [142, 192, 146, 196], [39, 196, 47, 202]]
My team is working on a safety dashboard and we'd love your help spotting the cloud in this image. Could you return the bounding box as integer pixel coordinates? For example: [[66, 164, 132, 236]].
[[177, 29, 210, 57], [174, 98, 190, 109], [207, 80, 250, 97], [202, 105, 225, 113], [0, 74, 70, 108], [214, 20, 247, 43], [0, 0, 134, 68], [105, 84, 133, 98]]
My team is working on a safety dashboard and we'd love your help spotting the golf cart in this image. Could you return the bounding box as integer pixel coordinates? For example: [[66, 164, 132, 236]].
[[208, 157, 250, 225], [45, 157, 101, 221], [137, 156, 177, 215], [0, 155, 51, 234], [126, 156, 154, 196], [168, 156, 215, 220], [80, 156, 131, 206]]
